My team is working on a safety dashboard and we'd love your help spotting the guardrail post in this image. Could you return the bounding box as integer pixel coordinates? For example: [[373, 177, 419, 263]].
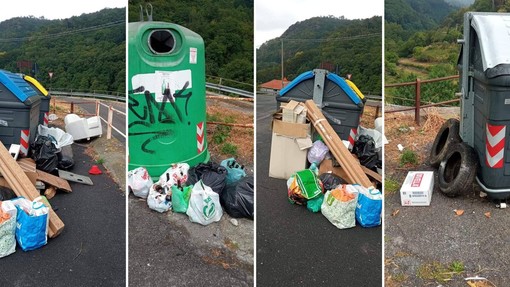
[[96, 100, 100, 116], [107, 105, 113, 140], [70, 102, 74, 114], [415, 78, 421, 125]]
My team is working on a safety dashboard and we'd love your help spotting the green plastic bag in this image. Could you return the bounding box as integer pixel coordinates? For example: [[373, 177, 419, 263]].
[[306, 194, 324, 213], [171, 185, 192, 213]]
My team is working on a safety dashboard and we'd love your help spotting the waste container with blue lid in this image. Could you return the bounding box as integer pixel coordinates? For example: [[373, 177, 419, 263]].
[[128, 19, 210, 177], [22, 75, 51, 126], [277, 69, 365, 148], [457, 12, 510, 198], [0, 70, 41, 156]]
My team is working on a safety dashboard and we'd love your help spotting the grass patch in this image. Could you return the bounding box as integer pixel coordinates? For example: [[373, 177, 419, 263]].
[[96, 158, 105, 165], [385, 178, 400, 194], [212, 125, 232, 144], [417, 261, 464, 283], [221, 142, 238, 156], [400, 149, 418, 166]]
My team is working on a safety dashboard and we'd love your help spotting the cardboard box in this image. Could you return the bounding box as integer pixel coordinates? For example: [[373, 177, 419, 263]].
[[282, 100, 307, 123], [269, 112, 312, 179], [400, 171, 434, 206]]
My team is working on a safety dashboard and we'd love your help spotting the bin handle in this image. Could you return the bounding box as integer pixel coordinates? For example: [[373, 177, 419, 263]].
[[139, 3, 153, 21]]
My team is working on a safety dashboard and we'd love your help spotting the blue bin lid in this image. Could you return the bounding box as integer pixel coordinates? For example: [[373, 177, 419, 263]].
[[278, 70, 361, 105], [0, 69, 38, 102]]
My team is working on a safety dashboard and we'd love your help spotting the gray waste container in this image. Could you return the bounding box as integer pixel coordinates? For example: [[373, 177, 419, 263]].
[[0, 70, 41, 156], [457, 12, 510, 198], [277, 69, 364, 147]]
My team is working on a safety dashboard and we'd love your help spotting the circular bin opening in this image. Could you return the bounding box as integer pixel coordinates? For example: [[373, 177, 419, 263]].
[[148, 29, 175, 54]]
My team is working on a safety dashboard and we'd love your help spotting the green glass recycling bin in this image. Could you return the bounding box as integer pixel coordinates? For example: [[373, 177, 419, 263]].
[[128, 21, 209, 177]]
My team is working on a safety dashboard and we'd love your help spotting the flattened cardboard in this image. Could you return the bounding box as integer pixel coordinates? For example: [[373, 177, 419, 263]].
[[269, 133, 309, 179], [272, 118, 310, 138]]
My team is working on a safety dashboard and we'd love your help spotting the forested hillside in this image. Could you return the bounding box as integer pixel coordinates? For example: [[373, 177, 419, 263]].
[[385, 0, 510, 105], [257, 16, 382, 95], [0, 8, 125, 93], [128, 0, 253, 86]]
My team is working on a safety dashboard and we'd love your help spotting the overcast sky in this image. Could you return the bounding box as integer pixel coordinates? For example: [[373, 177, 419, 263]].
[[256, 0, 383, 47], [0, 0, 125, 22]]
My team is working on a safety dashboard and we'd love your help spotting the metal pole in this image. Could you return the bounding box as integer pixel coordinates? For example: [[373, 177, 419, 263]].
[[415, 78, 421, 125], [281, 39, 284, 88]]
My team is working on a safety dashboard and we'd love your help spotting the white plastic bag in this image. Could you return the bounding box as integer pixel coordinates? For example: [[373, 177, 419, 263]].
[[147, 184, 172, 213], [159, 163, 190, 189], [0, 201, 17, 258], [37, 125, 74, 148], [307, 140, 329, 164], [186, 181, 223, 225], [321, 185, 358, 229], [128, 167, 153, 198]]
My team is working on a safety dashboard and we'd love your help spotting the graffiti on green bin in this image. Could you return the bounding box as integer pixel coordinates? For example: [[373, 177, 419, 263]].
[[128, 70, 193, 154]]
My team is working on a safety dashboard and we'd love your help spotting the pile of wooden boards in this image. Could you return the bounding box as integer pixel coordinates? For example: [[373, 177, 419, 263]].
[[0, 142, 65, 238], [305, 100, 374, 188]]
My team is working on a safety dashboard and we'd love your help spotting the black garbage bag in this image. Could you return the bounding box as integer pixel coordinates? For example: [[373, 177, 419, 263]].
[[352, 135, 378, 170], [31, 135, 59, 173], [319, 173, 347, 191], [0, 186, 16, 201], [187, 162, 228, 195], [57, 144, 74, 170], [220, 175, 254, 219]]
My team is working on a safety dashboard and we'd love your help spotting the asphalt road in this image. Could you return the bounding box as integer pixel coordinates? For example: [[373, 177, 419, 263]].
[[256, 94, 382, 286], [57, 97, 126, 145], [385, 156, 510, 286], [1, 141, 126, 286], [128, 195, 253, 287]]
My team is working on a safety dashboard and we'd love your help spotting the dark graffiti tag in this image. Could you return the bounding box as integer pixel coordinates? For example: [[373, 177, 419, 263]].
[[128, 81, 192, 154]]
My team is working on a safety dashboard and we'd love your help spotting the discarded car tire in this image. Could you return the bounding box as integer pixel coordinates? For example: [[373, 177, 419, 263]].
[[429, 118, 462, 167], [438, 142, 478, 197]]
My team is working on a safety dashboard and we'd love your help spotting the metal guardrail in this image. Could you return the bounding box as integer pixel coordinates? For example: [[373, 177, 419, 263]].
[[53, 82, 254, 100], [51, 90, 126, 102], [206, 83, 254, 98]]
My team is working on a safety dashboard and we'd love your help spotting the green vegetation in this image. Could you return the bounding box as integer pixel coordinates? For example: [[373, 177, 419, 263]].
[[385, 0, 509, 106], [417, 260, 464, 282], [0, 8, 125, 93], [128, 0, 253, 87], [400, 149, 419, 166], [384, 178, 401, 194], [221, 142, 238, 156], [257, 16, 382, 95]]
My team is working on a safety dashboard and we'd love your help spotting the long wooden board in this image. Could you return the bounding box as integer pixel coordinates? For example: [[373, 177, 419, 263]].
[[305, 100, 373, 188], [37, 170, 72, 192], [0, 142, 64, 238]]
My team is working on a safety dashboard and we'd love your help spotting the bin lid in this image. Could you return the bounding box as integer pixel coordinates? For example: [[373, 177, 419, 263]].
[[279, 70, 362, 105], [22, 75, 49, 97], [0, 70, 39, 103], [471, 13, 510, 71]]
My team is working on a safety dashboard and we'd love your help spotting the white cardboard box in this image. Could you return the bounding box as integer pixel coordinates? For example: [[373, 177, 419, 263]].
[[268, 113, 312, 179], [400, 171, 434, 206]]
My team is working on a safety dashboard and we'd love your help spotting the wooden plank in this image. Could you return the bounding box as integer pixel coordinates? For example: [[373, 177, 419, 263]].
[[0, 142, 64, 238], [305, 100, 373, 188], [44, 186, 57, 200], [37, 170, 72, 192], [361, 166, 382, 183]]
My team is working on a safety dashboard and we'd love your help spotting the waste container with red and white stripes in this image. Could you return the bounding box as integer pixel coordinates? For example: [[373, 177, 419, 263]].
[[0, 70, 41, 156]]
